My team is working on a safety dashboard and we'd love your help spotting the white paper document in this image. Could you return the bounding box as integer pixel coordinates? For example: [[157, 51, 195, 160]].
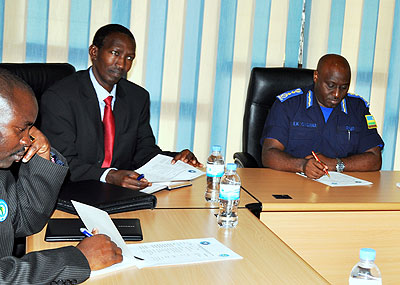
[[135, 154, 204, 182], [140, 181, 192, 194], [71, 202, 241, 278], [71, 200, 141, 277], [128, 237, 242, 269], [297, 171, 372, 187]]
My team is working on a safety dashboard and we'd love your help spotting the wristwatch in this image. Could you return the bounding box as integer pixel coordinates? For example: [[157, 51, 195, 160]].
[[336, 158, 345, 173]]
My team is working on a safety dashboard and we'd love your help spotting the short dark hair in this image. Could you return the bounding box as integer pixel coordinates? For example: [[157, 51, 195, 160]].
[[0, 69, 35, 125], [0, 68, 33, 98], [92, 24, 136, 49]]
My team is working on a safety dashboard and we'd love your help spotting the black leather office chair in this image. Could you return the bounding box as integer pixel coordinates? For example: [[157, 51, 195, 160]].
[[0, 63, 76, 127], [0, 62, 76, 257], [233, 67, 314, 168]]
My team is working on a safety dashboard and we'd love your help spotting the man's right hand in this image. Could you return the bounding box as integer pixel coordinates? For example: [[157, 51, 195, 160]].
[[105, 170, 150, 190], [302, 157, 328, 179], [76, 234, 123, 271]]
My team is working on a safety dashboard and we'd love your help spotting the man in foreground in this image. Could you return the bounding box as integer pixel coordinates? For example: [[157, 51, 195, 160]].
[[0, 70, 122, 283], [261, 54, 384, 179], [41, 24, 202, 190]]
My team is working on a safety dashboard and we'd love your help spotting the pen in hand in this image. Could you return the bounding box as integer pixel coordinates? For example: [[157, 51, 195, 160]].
[[137, 174, 145, 181], [311, 151, 330, 178], [80, 227, 93, 237], [80, 228, 145, 261]]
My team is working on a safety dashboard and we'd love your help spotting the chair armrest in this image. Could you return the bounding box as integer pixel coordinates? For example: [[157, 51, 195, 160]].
[[233, 152, 259, 168]]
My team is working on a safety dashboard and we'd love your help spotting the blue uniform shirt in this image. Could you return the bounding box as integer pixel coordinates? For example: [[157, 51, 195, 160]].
[[261, 85, 384, 159]]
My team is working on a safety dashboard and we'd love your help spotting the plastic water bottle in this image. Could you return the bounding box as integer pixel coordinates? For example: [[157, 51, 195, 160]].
[[205, 145, 224, 202], [349, 248, 382, 284], [217, 163, 241, 228]]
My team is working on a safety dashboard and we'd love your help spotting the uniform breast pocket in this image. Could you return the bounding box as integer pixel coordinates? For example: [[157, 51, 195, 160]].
[[287, 126, 317, 154], [336, 125, 360, 154]]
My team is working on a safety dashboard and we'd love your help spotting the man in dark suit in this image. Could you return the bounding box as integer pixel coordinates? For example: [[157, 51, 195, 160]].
[[0, 70, 122, 283], [41, 24, 202, 190]]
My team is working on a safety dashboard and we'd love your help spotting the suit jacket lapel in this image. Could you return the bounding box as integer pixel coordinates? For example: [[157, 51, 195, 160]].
[[113, 82, 129, 147], [79, 70, 104, 152]]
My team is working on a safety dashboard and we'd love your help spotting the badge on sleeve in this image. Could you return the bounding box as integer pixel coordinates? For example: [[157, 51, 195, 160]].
[[0, 199, 8, 222], [365, 115, 377, 129]]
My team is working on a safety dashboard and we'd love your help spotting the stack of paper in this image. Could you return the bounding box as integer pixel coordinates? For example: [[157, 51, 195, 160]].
[[71, 201, 242, 279], [136, 154, 205, 194]]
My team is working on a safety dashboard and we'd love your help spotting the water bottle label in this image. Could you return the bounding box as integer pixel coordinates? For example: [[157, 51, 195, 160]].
[[219, 184, 240, 200], [349, 278, 382, 285], [206, 164, 224, 177]]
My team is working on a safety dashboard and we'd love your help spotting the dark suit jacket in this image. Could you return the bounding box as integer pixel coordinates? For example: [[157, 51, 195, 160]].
[[0, 151, 90, 284], [41, 69, 173, 182]]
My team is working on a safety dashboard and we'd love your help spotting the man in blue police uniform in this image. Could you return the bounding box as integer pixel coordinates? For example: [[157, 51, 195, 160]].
[[261, 54, 384, 179]]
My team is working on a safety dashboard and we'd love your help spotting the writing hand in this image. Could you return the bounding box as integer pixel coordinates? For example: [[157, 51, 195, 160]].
[[171, 149, 203, 167], [22, 126, 51, 162], [302, 158, 328, 179], [106, 169, 151, 190], [76, 234, 123, 271]]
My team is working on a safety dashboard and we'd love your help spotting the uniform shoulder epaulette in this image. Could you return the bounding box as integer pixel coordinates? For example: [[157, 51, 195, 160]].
[[347, 93, 370, 108], [276, 88, 303, 102]]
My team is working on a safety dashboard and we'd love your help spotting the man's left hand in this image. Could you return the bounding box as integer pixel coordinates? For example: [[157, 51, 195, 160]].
[[22, 126, 51, 162], [172, 149, 203, 167]]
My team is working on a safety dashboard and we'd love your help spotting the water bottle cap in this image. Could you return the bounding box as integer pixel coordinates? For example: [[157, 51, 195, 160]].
[[226, 163, 237, 171], [359, 248, 376, 261], [212, 145, 222, 152]]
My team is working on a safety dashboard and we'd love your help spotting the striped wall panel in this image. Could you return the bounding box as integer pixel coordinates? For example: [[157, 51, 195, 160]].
[[0, 0, 399, 169]]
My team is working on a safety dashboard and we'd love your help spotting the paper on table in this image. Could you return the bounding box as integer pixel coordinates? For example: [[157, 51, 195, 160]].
[[140, 181, 192, 194], [91, 237, 242, 277], [71, 201, 138, 261], [90, 256, 136, 278], [135, 154, 204, 182], [128, 237, 242, 269], [140, 183, 168, 194], [296, 171, 372, 187]]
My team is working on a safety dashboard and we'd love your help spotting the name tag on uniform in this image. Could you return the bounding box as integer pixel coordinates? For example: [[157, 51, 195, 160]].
[[292, 121, 317, 128]]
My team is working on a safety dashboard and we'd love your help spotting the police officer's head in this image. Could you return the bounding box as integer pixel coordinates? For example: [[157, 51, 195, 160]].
[[313, 54, 351, 108]]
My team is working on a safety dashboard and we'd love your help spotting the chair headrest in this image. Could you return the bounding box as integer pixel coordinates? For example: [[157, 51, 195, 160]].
[[0, 63, 76, 102]]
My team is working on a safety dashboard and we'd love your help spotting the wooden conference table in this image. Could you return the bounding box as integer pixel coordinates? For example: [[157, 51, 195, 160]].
[[27, 175, 326, 284], [155, 175, 260, 210], [27, 209, 327, 284], [238, 168, 400, 284], [238, 168, 400, 212]]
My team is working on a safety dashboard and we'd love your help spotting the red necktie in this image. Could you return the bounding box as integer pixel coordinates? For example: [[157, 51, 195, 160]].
[[102, 96, 115, 168]]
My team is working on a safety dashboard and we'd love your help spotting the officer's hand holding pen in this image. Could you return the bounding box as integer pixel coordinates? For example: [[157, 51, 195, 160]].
[[311, 151, 330, 178], [302, 153, 329, 179]]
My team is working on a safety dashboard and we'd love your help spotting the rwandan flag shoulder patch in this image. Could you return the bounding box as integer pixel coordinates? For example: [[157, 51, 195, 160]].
[[365, 115, 377, 129]]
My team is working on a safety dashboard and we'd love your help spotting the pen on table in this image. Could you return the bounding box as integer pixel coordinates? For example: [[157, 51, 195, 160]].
[[137, 173, 145, 181], [311, 151, 330, 178], [79, 228, 145, 261]]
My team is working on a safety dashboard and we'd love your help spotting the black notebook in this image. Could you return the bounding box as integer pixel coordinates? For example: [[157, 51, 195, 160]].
[[45, 218, 143, 242], [57, 180, 157, 214]]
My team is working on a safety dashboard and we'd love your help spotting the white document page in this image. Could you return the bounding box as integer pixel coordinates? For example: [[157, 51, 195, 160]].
[[296, 171, 372, 187], [140, 181, 192, 194], [128, 237, 242, 269], [71, 200, 141, 275], [135, 154, 204, 182], [140, 183, 168, 194]]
